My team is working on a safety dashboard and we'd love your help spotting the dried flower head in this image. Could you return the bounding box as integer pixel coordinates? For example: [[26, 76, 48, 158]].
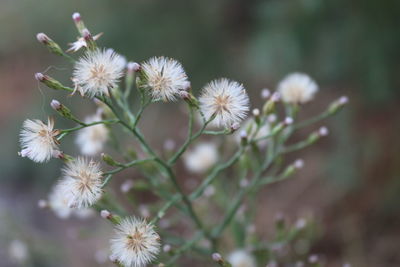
[[278, 73, 318, 104], [73, 49, 125, 97], [57, 157, 103, 208], [199, 78, 250, 128], [75, 114, 108, 156], [19, 118, 60, 163], [183, 142, 218, 173], [110, 217, 160, 267], [140, 56, 189, 101], [227, 250, 256, 267]]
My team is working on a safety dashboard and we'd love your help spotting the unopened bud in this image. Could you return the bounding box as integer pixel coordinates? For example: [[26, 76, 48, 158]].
[[50, 99, 61, 111], [18, 148, 30, 158], [100, 210, 111, 219], [101, 153, 120, 167], [35, 72, 46, 82], [212, 253, 223, 262], [182, 81, 191, 91], [284, 117, 294, 125], [268, 114, 277, 123], [163, 244, 172, 253], [82, 28, 91, 40], [271, 92, 280, 102], [308, 254, 319, 263], [240, 178, 249, 188], [109, 254, 118, 263], [294, 159, 304, 169], [38, 199, 48, 209], [318, 126, 329, 136], [252, 108, 260, 117], [179, 90, 190, 100], [339, 96, 349, 105], [127, 62, 141, 72], [52, 150, 64, 159], [163, 139, 176, 151], [72, 12, 81, 22], [328, 96, 348, 114], [230, 122, 240, 132], [261, 88, 270, 99], [36, 33, 50, 44], [120, 180, 134, 193], [295, 218, 307, 229]]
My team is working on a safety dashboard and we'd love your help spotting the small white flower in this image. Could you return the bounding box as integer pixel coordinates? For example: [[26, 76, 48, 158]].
[[57, 157, 103, 208], [73, 49, 125, 97], [110, 217, 160, 267], [67, 33, 103, 53], [140, 56, 189, 101], [277, 73, 318, 104], [19, 118, 60, 163], [183, 142, 218, 174], [75, 113, 108, 156], [199, 78, 250, 128], [227, 250, 256, 267]]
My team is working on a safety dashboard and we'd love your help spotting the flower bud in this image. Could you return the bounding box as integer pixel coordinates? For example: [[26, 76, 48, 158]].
[[294, 159, 304, 169], [82, 28, 96, 50], [212, 253, 223, 263], [179, 90, 190, 100], [318, 126, 329, 137], [38, 199, 48, 209], [127, 62, 141, 73], [35, 73, 68, 91], [100, 210, 111, 219], [36, 33, 50, 44], [308, 254, 319, 264], [120, 180, 134, 193], [101, 153, 120, 167], [230, 122, 240, 132], [34, 72, 46, 82], [268, 114, 277, 123], [52, 150, 64, 159], [101, 210, 121, 224], [182, 81, 192, 91], [284, 117, 294, 125], [163, 139, 176, 151], [35, 33, 64, 56], [72, 12, 81, 22], [261, 88, 270, 99], [328, 96, 348, 114], [50, 99, 61, 111], [252, 108, 260, 117], [295, 218, 307, 229], [163, 244, 172, 253]]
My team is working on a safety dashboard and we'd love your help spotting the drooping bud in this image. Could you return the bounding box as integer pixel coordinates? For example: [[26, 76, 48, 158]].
[[36, 33, 64, 56], [35, 73, 69, 91]]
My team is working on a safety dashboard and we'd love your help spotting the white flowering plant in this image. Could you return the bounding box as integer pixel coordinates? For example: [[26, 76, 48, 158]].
[[20, 13, 348, 267]]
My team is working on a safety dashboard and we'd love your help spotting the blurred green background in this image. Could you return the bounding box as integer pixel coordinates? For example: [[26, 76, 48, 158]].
[[1, 0, 399, 266]]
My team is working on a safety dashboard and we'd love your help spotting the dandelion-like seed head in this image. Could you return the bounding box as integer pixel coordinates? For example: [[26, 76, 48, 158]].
[[199, 78, 250, 128], [227, 250, 256, 267], [73, 49, 125, 97], [278, 73, 318, 104], [58, 157, 103, 208], [19, 118, 60, 163], [75, 114, 108, 156], [110, 217, 160, 267], [140, 56, 189, 101]]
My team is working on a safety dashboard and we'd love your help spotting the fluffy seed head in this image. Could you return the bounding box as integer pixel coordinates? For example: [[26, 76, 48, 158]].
[[73, 49, 125, 97], [183, 142, 218, 174], [75, 114, 108, 156], [19, 118, 60, 163], [278, 73, 318, 104], [199, 78, 250, 128], [110, 217, 160, 267], [57, 157, 103, 208], [140, 56, 189, 101], [227, 250, 256, 267]]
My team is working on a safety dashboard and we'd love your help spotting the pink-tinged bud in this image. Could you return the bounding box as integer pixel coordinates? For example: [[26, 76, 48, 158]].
[[163, 244, 172, 253], [82, 28, 92, 40], [240, 178, 249, 188], [308, 255, 319, 263], [318, 126, 329, 137], [239, 130, 247, 139], [271, 92, 281, 102], [212, 253, 223, 262], [72, 12, 81, 22], [18, 149, 30, 157], [36, 33, 50, 44], [261, 88, 270, 99], [127, 62, 141, 72], [294, 159, 304, 169], [120, 180, 134, 193], [50, 99, 61, 110], [182, 81, 191, 91], [100, 210, 111, 219], [295, 218, 307, 229], [163, 139, 176, 151], [179, 90, 190, 100], [34, 72, 46, 82], [230, 122, 240, 131], [268, 114, 277, 123], [252, 108, 260, 117], [284, 117, 294, 125], [339, 96, 349, 105], [109, 254, 118, 263], [52, 150, 64, 159], [38, 199, 48, 209]]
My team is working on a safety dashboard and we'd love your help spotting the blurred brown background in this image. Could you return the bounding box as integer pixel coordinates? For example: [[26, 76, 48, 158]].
[[1, 0, 399, 266]]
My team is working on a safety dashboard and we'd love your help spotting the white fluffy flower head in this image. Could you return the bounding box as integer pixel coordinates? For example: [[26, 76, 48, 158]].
[[19, 118, 60, 163], [277, 73, 318, 104], [140, 56, 189, 101], [183, 142, 218, 174], [199, 78, 250, 128], [110, 217, 160, 267], [75, 113, 108, 156], [227, 250, 256, 267], [58, 157, 103, 208], [73, 49, 125, 97]]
